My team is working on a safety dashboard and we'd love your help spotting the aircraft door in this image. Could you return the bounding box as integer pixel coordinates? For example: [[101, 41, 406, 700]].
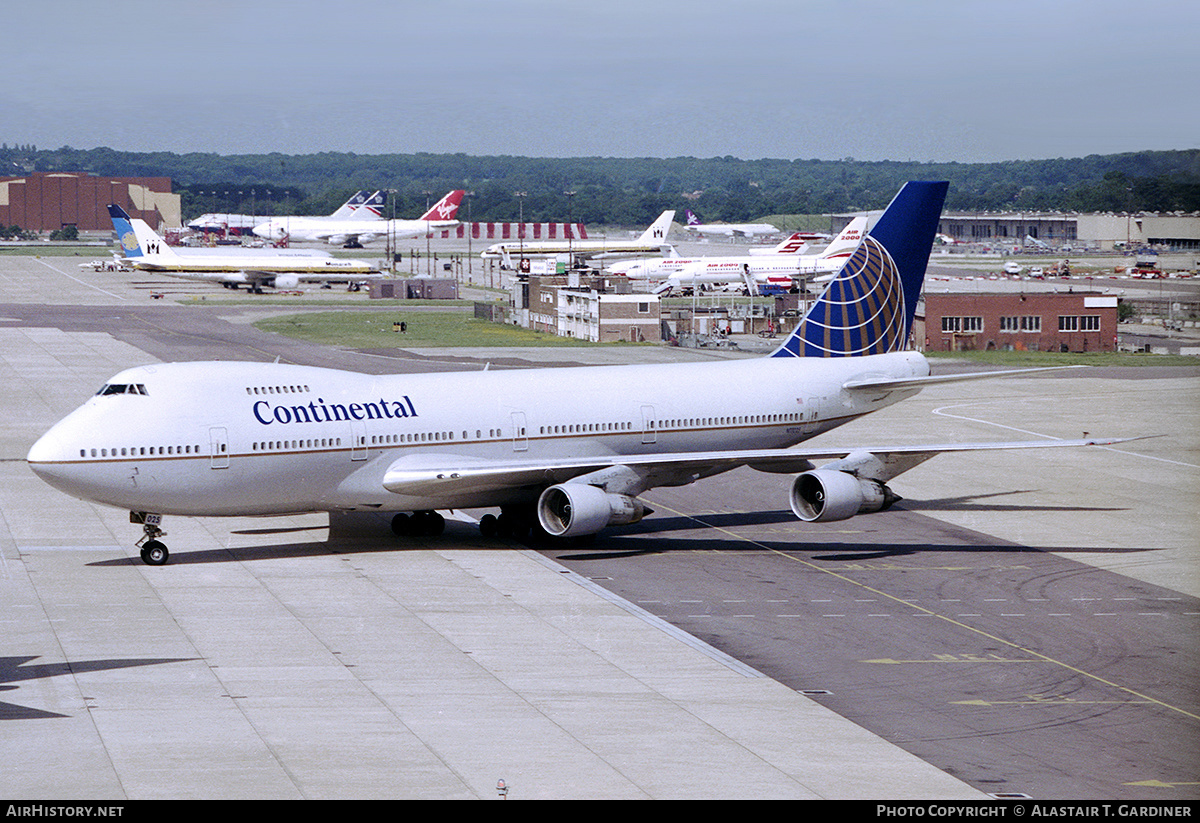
[[510, 412, 528, 452], [802, 397, 821, 433], [209, 427, 230, 469], [641, 405, 657, 444], [351, 420, 368, 461]]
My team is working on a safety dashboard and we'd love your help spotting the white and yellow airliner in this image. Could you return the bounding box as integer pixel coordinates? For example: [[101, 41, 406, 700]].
[[109, 205, 381, 292]]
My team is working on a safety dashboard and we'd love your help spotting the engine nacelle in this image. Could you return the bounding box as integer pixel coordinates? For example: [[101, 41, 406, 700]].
[[790, 469, 897, 523], [537, 484, 648, 538], [271, 274, 301, 289]]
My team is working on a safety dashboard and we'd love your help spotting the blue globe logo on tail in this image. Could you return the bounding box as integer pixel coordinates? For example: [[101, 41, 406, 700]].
[[775, 236, 905, 357], [772, 181, 948, 359]]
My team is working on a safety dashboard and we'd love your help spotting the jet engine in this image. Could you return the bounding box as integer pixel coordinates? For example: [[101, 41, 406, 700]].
[[271, 274, 301, 289], [789, 469, 899, 522], [537, 483, 649, 538]]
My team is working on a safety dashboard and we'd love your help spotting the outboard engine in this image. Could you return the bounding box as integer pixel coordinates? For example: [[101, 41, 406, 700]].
[[537, 483, 649, 537], [790, 469, 899, 522]]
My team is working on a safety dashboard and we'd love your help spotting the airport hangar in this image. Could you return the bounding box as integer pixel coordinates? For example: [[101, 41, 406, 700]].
[[0, 171, 180, 232]]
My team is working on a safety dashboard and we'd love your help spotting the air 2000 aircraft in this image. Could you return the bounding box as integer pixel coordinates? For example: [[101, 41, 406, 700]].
[[28, 182, 1125, 565]]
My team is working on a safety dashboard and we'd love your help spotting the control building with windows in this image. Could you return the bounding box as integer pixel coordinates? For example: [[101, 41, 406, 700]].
[[516, 272, 661, 343], [919, 291, 1119, 352]]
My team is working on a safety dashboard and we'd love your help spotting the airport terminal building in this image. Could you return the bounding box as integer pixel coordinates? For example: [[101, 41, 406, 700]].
[[834, 210, 1200, 251]]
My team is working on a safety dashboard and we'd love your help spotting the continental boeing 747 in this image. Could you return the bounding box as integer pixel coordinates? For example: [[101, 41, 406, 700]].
[[30, 182, 1125, 565]]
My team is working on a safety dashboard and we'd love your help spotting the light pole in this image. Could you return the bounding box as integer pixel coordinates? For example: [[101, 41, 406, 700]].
[[465, 191, 475, 281], [515, 190, 527, 255], [423, 190, 433, 275], [564, 190, 576, 269]]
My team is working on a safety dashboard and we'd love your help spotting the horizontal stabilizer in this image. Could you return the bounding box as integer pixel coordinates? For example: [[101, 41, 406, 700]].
[[843, 365, 1089, 392]]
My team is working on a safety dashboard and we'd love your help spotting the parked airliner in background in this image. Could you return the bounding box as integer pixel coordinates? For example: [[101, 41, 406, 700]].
[[252, 190, 464, 247], [186, 190, 379, 235], [108, 205, 381, 293], [683, 209, 779, 239], [31, 183, 1124, 566], [481, 210, 675, 267], [610, 217, 867, 295]]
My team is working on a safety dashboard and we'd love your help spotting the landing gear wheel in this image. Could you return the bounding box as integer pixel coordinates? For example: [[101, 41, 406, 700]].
[[140, 540, 169, 566], [479, 513, 499, 538]]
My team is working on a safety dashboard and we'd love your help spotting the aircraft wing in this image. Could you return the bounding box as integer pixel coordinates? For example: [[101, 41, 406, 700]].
[[381, 435, 1132, 497]]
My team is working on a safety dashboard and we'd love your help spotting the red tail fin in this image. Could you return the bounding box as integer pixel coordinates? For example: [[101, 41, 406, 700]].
[[419, 190, 465, 221]]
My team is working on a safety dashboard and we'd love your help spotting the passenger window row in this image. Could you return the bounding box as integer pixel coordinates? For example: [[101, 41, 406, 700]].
[[81, 444, 200, 458], [253, 438, 342, 451], [650, 413, 801, 428], [246, 384, 311, 395], [539, 421, 632, 435]]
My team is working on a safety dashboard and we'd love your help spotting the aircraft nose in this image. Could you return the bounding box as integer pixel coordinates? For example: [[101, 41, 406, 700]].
[[27, 428, 66, 477]]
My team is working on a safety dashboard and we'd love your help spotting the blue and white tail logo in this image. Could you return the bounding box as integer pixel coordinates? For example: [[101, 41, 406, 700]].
[[772, 181, 948, 358], [773, 236, 905, 357], [107, 205, 142, 258]]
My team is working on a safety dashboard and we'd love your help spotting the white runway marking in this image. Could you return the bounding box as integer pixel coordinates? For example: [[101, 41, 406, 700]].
[[932, 399, 1200, 469]]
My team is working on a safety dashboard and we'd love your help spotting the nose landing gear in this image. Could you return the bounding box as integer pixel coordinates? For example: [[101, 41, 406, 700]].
[[131, 511, 169, 566]]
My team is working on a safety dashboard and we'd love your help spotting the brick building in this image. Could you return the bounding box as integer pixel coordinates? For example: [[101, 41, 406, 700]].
[[920, 291, 1119, 352], [519, 273, 661, 343], [0, 172, 181, 232]]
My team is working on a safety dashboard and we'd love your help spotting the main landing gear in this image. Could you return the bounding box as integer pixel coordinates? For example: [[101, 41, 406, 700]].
[[390, 510, 446, 537], [389, 506, 555, 543], [131, 511, 169, 566]]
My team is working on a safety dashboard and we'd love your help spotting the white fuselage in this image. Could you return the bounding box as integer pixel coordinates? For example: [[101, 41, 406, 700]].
[[686, 223, 778, 238], [253, 217, 457, 244], [481, 238, 668, 260], [26, 353, 930, 518], [611, 251, 851, 290], [125, 249, 377, 275]]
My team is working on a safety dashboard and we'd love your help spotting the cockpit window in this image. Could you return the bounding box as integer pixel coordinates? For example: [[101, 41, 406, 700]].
[[97, 383, 148, 396]]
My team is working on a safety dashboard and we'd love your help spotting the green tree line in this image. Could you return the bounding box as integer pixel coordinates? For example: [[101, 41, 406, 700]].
[[2, 144, 1197, 225]]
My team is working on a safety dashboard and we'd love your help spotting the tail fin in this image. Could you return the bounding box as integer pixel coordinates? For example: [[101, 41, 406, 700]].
[[108, 205, 177, 260], [770, 232, 811, 255], [637, 210, 675, 244], [820, 216, 868, 261], [770, 181, 948, 358], [419, 190, 465, 222], [356, 190, 387, 218], [330, 191, 369, 219], [685, 209, 701, 226]]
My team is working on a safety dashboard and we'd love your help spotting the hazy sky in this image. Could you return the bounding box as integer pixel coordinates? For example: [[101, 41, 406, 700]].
[[4, 0, 1197, 163]]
